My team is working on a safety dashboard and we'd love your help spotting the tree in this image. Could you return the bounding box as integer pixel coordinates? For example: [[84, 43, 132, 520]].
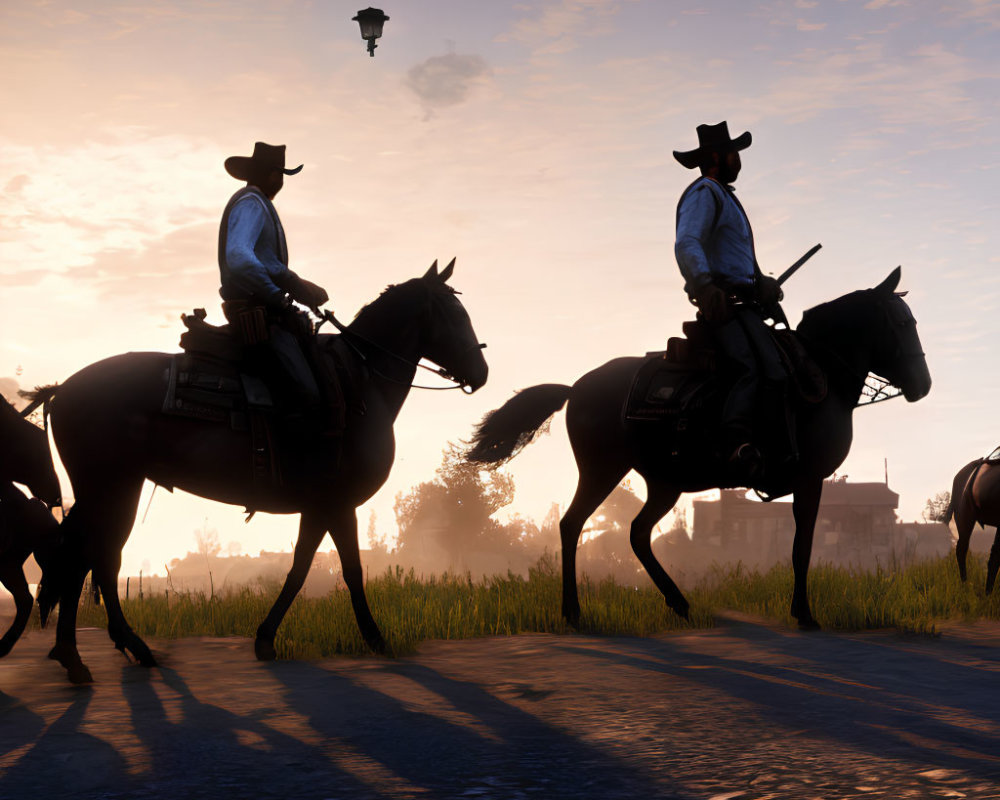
[[922, 491, 951, 523], [194, 523, 221, 557], [577, 481, 646, 582], [394, 442, 519, 573]]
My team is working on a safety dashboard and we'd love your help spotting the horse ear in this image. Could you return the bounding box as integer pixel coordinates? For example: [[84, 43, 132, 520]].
[[423, 260, 439, 279], [875, 266, 902, 294], [440, 257, 455, 282]]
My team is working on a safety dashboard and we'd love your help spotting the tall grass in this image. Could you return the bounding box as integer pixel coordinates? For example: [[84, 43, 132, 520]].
[[61, 554, 1000, 660]]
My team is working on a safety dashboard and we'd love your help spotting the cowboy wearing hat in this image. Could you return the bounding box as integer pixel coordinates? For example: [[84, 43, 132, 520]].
[[673, 121, 786, 479], [218, 142, 334, 438]]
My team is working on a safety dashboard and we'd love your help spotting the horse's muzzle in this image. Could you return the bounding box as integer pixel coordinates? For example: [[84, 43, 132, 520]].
[[462, 344, 489, 393], [903, 358, 932, 402]]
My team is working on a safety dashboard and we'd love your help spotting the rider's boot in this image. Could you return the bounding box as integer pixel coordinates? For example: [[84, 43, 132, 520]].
[[718, 423, 763, 485]]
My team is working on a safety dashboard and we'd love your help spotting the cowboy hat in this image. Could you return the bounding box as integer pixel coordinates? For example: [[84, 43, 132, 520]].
[[673, 121, 751, 169], [224, 142, 303, 181]]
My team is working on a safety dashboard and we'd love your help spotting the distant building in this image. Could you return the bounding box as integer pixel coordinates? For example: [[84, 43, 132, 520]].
[[689, 478, 953, 568]]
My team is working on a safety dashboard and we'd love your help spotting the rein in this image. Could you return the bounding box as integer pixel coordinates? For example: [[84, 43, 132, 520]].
[[316, 309, 481, 393]]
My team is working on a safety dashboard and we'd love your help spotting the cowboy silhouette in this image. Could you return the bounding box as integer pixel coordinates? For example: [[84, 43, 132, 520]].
[[673, 121, 787, 478], [218, 142, 335, 439]]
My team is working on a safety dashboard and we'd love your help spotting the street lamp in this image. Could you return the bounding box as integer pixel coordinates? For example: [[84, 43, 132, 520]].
[[353, 7, 389, 57]]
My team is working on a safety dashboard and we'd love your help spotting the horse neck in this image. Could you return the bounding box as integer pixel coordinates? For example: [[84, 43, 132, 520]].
[[0, 409, 41, 482], [344, 283, 426, 413], [798, 295, 876, 405]]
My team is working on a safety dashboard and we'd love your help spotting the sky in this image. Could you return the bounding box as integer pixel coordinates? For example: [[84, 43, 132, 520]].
[[1, 0, 998, 577]]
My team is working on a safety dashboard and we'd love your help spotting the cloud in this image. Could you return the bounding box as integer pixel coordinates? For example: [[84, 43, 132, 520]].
[[4, 174, 29, 195], [405, 53, 491, 113], [0, 132, 227, 276], [497, 0, 628, 54]]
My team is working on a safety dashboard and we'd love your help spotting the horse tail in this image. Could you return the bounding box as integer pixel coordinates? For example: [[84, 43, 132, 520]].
[[19, 384, 59, 431], [466, 383, 571, 466], [943, 493, 955, 525]]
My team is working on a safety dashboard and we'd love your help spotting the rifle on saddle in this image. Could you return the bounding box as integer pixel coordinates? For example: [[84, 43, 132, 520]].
[[777, 243, 822, 287]]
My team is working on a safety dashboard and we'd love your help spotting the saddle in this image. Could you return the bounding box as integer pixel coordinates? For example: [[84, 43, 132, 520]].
[[623, 319, 827, 498], [623, 319, 827, 423], [165, 309, 358, 490]]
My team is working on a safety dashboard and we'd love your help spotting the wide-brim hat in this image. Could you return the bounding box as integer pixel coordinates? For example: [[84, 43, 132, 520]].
[[224, 142, 303, 181], [673, 121, 751, 169]]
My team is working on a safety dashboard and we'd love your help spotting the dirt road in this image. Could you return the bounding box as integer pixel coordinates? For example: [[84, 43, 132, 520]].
[[2, 612, 1000, 799]]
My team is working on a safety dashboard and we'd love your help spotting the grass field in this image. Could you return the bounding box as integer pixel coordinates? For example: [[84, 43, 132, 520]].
[[55, 553, 1000, 659]]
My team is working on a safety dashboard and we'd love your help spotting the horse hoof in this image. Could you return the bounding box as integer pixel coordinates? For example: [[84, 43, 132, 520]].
[[797, 618, 821, 632], [562, 608, 581, 629], [255, 638, 277, 661], [365, 635, 387, 655], [68, 663, 94, 685], [669, 598, 690, 621], [130, 642, 157, 668]]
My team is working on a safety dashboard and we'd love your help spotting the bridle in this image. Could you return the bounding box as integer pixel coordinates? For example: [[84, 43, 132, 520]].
[[315, 308, 486, 393]]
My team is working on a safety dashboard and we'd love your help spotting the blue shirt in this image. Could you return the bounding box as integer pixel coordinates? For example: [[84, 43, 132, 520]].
[[675, 177, 758, 296], [218, 187, 290, 307]]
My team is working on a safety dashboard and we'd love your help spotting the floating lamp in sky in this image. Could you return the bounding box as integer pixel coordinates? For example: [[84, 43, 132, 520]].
[[353, 7, 389, 57]]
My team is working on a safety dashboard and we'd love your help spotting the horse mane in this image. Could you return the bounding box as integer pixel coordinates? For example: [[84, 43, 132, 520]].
[[350, 278, 436, 331], [352, 283, 402, 322], [799, 289, 865, 324]]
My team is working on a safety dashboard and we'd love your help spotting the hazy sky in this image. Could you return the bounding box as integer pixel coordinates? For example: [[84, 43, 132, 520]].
[[2, 0, 998, 576]]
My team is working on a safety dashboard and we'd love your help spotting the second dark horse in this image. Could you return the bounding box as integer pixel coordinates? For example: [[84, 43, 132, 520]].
[[948, 456, 1000, 593], [38, 261, 488, 683], [467, 268, 930, 630]]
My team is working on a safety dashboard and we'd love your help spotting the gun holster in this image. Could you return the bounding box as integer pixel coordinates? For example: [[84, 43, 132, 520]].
[[222, 300, 270, 345]]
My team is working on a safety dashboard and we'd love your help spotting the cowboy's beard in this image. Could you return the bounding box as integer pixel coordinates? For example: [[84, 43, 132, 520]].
[[717, 151, 741, 184]]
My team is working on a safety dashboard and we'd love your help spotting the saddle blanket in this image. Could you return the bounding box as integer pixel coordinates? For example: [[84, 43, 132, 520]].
[[161, 352, 272, 429], [622, 353, 715, 423], [161, 352, 279, 489]]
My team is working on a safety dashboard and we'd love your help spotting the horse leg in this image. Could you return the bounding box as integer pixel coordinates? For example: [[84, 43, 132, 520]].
[[0, 558, 33, 658], [94, 549, 155, 667], [50, 478, 145, 683], [629, 482, 688, 619], [76, 478, 152, 666], [330, 507, 386, 654], [986, 527, 1000, 595], [790, 478, 823, 631], [48, 554, 93, 684], [255, 513, 327, 661], [559, 466, 628, 627]]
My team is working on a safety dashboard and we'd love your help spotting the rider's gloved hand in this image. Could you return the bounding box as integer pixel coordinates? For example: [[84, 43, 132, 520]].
[[694, 283, 729, 323], [756, 275, 783, 306], [293, 279, 329, 310]]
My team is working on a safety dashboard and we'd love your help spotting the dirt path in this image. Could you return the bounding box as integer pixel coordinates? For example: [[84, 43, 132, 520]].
[[2, 613, 1000, 799]]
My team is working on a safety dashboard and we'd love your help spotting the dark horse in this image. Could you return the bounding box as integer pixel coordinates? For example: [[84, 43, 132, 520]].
[[37, 261, 488, 683], [467, 268, 930, 629], [947, 455, 1000, 592], [0, 395, 62, 656]]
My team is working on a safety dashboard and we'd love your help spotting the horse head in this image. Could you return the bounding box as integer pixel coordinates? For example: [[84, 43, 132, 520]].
[[0, 398, 62, 507], [417, 258, 489, 393], [867, 267, 931, 402]]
